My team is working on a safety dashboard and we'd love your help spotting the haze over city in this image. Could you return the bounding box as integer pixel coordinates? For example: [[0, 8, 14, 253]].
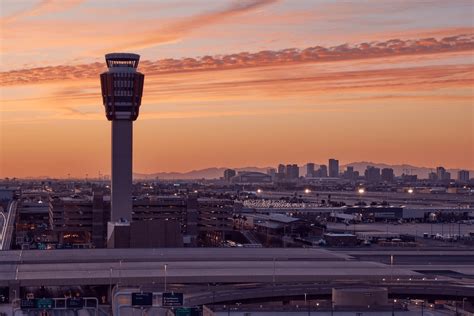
[[0, 0, 473, 178]]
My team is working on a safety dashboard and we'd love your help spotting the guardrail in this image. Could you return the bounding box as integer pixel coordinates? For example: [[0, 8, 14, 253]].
[[12, 297, 98, 316]]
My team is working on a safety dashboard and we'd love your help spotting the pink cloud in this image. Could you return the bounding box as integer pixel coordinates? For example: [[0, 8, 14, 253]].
[[2, 33, 473, 86]]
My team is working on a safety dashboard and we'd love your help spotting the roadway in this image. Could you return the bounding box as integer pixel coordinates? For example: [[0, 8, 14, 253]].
[[327, 222, 474, 237], [0, 248, 473, 291], [0, 201, 17, 250]]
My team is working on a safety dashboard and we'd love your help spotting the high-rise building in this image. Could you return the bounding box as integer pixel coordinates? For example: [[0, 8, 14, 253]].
[[306, 163, 315, 177], [343, 166, 356, 180], [100, 53, 145, 239], [428, 172, 438, 181], [328, 159, 339, 178], [381, 168, 395, 182], [365, 166, 381, 183], [224, 169, 236, 181], [278, 164, 286, 174], [436, 167, 446, 181], [275, 164, 286, 181], [458, 170, 470, 183], [286, 164, 299, 179], [267, 168, 277, 180], [316, 165, 328, 177]]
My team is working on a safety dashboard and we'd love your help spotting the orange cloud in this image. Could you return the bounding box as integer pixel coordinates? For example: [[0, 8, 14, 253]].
[[2, 33, 472, 86]]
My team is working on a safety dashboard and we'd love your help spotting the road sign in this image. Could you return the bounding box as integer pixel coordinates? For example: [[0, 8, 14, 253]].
[[36, 298, 53, 309], [132, 292, 153, 306], [162, 292, 184, 307], [20, 299, 36, 309], [66, 298, 84, 309], [175, 307, 200, 316]]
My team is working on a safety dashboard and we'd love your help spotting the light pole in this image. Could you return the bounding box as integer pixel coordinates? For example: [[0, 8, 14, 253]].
[[109, 267, 113, 304], [118, 259, 123, 289], [304, 293, 310, 316], [272, 258, 276, 286], [390, 254, 394, 282], [164, 264, 168, 293]]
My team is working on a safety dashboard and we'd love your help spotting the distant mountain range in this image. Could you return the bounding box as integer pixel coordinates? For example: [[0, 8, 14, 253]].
[[134, 162, 472, 180], [133, 167, 267, 180]]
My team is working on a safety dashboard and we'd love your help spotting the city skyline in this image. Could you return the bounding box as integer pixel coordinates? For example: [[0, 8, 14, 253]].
[[1, 0, 473, 178]]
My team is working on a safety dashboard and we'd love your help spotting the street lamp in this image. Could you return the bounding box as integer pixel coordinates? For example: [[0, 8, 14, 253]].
[[304, 293, 310, 316], [164, 264, 168, 292], [304, 188, 311, 194]]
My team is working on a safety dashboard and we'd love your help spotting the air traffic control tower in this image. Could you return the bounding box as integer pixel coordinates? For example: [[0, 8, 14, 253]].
[[100, 53, 144, 244]]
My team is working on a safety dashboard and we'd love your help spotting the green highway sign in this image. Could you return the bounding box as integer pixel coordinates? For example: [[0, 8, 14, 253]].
[[175, 307, 200, 316], [36, 298, 54, 309]]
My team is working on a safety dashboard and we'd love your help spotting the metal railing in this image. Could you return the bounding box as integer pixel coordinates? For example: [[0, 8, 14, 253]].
[[12, 297, 98, 316]]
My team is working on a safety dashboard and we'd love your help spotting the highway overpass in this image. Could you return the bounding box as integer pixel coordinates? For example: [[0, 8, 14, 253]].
[[1, 248, 473, 295]]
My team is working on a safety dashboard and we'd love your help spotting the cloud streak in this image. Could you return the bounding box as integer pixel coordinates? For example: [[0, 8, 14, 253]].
[[109, 0, 279, 51], [1, 0, 84, 24], [2, 33, 473, 86]]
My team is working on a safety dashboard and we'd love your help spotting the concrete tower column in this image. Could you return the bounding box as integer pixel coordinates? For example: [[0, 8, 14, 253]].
[[111, 120, 133, 222]]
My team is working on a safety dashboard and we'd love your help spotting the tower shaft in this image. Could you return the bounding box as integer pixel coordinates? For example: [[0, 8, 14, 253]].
[[111, 120, 133, 222]]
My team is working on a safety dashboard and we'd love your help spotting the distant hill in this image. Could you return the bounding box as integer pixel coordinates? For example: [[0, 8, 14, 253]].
[[134, 162, 472, 180], [134, 167, 269, 180]]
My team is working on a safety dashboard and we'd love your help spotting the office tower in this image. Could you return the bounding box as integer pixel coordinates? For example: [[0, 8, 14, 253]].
[[365, 166, 381, 183], [286, 164, 299, 179], [428, 172, 438, 181], [224, 169, 236, 181], [278, 164, 286, 174], [343, 166, 356, 180], [267, 168, 276, 178], [317, 165, 328, 177], [328, 159, 339, 178], [306, 163, 315, 177], [436, 167, 446, 181], [381, 168, 395, 182], [100, 53, 145, 223], [458, 170, 470, 183]]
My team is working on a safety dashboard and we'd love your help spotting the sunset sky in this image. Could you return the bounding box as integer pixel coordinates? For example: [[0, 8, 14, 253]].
[[1, 0, 473, 178]]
